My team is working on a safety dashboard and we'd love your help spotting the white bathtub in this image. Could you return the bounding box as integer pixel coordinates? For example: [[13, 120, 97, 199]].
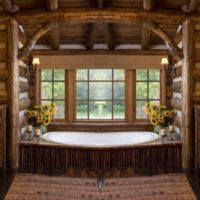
[[41, 131, 159, 148]]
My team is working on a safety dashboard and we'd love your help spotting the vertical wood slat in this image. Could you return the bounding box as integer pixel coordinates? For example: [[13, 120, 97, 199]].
[[19, 144, 182, 173], [182, 19, 195, 168]]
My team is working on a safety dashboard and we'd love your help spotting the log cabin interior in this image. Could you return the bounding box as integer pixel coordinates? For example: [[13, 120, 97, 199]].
[[1, 0, 200, 199]]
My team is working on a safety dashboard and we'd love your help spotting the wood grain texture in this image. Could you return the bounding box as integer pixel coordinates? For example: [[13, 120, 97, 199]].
[[182, 19, 195, 168], [18, 22, 57, 59], [7, 19, 19, 169]]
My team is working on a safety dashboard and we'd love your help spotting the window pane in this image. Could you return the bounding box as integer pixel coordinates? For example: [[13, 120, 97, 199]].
[[41, 70, 52, 81], [41, 82, 52, 99], [89, 82, 112, 100], [114, 69, 125, 80], [54, 70, 65, 81], [54, 101, 65, 119], [136, 101, 147, 119], [89, 69, 112, 80], [149, 82, 160, 99], [76, 101, 88, 119], [76, 69, 88, 81], [89, 101, 112, 119], [136, 82, 147, 99], [113, 101, 125, 119], [53, 82, 65, 99], [149, 70, 160, 81], [76, 82, 88, 100], [136, 70, 147, 81], [114, 82, 125, 100]]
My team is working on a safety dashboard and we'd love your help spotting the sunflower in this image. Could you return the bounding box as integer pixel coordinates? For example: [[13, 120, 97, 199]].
[[31, 111, 37, 117], [37, 114, 43, 120], [150, 118, 158, 126], [158, 117, 164, 123], [43, 118, 51, 126], [43, 105, 49, 111], [50, 108, 57, 114], [44, 110, 50, 116], [164, 111, 170, 117], [37, 117, 43, 123], [26, 110, 32, 118]]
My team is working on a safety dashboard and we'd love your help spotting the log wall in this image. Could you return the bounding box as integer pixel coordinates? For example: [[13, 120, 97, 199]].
[[0, 23, 8, 105]]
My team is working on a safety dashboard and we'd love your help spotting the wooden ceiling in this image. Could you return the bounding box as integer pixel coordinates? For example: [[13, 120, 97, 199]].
[[0, 0, 192, 49]]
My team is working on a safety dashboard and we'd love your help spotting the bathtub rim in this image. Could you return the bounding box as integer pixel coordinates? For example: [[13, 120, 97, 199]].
[[41, 131, 160, 149]]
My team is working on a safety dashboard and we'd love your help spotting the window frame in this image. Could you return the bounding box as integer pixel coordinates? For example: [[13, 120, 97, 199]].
[[36, 68, 165, 125]]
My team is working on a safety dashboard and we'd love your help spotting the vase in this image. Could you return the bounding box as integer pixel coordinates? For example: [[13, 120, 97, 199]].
[[34, 127, 41, 143], [154, 125, 162, 134], [159, 128, 167, 143], [40, 125, 47, 134]]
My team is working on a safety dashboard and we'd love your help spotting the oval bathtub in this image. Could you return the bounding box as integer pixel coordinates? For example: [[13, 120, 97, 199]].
[[41, 131, 159, 148]]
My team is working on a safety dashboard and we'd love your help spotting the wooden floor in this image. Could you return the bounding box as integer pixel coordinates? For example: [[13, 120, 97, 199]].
[[0, 169, 200, 200]]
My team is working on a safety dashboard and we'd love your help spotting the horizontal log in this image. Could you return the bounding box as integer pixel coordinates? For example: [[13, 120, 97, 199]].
[[193, 69, 200, 81], [171, 66, 182, 79], [173, 115, 182, 130], [19, 65, 30, 79], [195, 48, 200, 62], [19, 97, 31, 111], [33, 49, 168, 55], [19, 81, 29, 93], [170, 97, 182, 111], [0, 89, 8, 103], [172, 81, 182, 93], [28, 86, 34, 99], [193, 90, 200, 103], [1, 8, 187, 25], [0, 68, 8, 81]]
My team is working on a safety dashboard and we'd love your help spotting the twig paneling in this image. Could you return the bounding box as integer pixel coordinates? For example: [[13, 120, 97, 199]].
[[19, 143, 182, 172]]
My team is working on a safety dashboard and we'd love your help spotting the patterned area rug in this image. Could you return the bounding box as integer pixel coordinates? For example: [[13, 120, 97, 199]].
[[5, 173, 196, 200]]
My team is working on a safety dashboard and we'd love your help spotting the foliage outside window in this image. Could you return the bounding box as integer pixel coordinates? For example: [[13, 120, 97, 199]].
[[39, 68, 162, 123], [76, 69, 125, 120], [136, 69, 160, 119], [41, 69, 65, 119]]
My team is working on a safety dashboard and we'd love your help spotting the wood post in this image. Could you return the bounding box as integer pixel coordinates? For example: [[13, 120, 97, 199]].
[[7, 19, 19, 169], [182, 19, 195, 168]]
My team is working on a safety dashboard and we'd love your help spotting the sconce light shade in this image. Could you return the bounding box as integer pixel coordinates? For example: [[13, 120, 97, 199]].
[[32, 57, 40, 65], [161, 57, 169, 65]]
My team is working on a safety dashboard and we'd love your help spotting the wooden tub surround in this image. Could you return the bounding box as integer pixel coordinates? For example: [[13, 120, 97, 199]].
[[19, 141, 182, 173]]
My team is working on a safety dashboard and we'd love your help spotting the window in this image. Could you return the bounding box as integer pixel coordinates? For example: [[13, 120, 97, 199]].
[[76, 69, 125, 120], [38, 68, 162, 124], [40, 69, 65, 119], [136, 69, 160, 119]]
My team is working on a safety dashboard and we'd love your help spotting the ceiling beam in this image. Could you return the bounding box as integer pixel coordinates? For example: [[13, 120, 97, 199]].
[[103, 23, 115, 50], [33, 49, 168, 56], [86, 23, 98, 50], [2, 9, 187, 25], [141, 0, 155, 50], [18, 22, 57, 59], [182, 0, 199, 13], [145, 22, 183, 62], [2, 0, 19, 13], [47, 0, 60, 50]]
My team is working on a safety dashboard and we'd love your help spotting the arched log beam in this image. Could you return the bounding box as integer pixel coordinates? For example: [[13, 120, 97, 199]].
[[182, 0, 199, 13], [2, 0, 19, 13], [47, 0, 60, 50], [18, 22, 57, 59], [145, 22, 183, 62]]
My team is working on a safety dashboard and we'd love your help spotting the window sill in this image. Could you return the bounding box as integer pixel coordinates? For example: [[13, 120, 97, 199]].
[[48, 122, 153, 132]]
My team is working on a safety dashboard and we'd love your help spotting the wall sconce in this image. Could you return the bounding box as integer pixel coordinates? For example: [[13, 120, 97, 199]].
[[25, 57, 40, 74], [161, 57, 176, 74]]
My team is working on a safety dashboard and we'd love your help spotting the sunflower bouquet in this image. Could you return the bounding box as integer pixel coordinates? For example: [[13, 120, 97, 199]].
[[144, 102, 176, 133], [25, 102, 56, 129]]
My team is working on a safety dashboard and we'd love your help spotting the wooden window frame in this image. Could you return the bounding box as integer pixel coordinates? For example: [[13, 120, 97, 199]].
[[35, 67, 165, 126]]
